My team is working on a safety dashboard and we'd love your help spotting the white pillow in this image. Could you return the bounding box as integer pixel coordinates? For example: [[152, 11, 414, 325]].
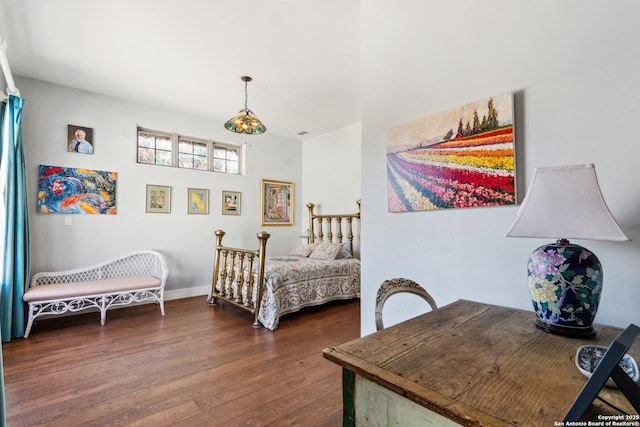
[[288, 243, 317, 257], [309, 242, 344, 260]]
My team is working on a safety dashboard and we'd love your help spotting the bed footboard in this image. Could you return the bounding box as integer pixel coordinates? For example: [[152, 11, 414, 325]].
[[208, 230, 270, 327]]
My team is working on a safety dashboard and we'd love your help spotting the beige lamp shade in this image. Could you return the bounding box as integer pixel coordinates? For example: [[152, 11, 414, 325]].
[[505, 164, 629, 242]]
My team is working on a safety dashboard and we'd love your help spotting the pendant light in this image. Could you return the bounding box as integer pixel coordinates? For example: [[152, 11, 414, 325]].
[[224, 75, 267, 135]]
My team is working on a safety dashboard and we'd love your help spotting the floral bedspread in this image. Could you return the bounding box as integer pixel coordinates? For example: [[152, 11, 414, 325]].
[[217, 255, 360, 331], [217, 256, 360, 330], [258, 256, 360, 330]]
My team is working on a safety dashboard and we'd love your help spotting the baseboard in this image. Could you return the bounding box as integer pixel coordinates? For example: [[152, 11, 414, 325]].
[[165, 285, 210, 301]]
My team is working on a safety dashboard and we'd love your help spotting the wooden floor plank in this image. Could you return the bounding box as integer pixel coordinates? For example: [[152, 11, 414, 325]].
[[2, 296, 360, 427], [124, 401, 203, 427]]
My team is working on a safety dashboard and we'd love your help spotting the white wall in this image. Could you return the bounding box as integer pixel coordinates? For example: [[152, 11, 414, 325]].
[[19, 77, 303, 297], [302, 123, 361, 214], [361, 1, 640, 335], [302, 123, 362, 251]]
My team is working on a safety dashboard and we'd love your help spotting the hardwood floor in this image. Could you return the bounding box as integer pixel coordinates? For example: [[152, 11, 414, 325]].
[[2, 296, 360, 426]]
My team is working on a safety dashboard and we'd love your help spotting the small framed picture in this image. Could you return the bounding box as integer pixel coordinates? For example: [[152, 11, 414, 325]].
[[222, 191, 241, 216], [145, 184, 171, 213], [67, 124, 94, 154], [188, 188, 209, 214], [260, 179, 293, 226]]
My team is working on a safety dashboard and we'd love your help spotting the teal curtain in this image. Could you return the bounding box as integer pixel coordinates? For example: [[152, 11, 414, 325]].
[[0, 94, 29, 341], [0, 94, 28, 426]]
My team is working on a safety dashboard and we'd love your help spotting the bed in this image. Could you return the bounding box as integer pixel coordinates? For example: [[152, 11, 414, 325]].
[[208, 200, 361, 330]]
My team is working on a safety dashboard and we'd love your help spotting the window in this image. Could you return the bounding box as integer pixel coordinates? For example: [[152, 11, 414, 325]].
[[213, 145, 239, 174], [137, 130, 172, 166], [137, 127, 241, 174], [179, 137, 208, 170]]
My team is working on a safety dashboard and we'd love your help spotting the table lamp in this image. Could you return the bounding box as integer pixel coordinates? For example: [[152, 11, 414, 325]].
[[506, 164, 629, 337]]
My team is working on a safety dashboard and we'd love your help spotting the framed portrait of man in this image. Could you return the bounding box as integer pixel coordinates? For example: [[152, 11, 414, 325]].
[[67, 124, 94, 154]]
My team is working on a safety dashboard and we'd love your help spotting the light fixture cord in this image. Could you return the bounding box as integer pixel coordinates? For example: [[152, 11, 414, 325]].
[[244, 80, 249, 110]]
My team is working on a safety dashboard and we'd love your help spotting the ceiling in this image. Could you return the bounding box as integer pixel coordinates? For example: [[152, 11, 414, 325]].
[[0, 0, 361, 140]]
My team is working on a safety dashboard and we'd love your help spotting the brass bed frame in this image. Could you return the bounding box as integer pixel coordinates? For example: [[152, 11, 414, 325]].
[[208, 229, 270, 327], [208, 200, 361, 328], [307, 199, 361, 255]]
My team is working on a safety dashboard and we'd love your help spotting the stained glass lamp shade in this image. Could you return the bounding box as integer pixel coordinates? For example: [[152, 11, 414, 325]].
[[224, 76, 266, 135]]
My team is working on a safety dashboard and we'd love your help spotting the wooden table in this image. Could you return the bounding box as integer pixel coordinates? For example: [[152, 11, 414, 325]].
[[323, 299, 640, 426]]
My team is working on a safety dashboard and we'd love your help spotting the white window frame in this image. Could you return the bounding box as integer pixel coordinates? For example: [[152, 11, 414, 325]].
[[137, 126, 242, 175], [211, 143, 241, 174], [178, 135, 210, 171], [137, 128, 174, 167]]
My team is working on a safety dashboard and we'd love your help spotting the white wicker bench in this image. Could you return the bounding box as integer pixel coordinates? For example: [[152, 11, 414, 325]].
[[23, 250, 169, 338]]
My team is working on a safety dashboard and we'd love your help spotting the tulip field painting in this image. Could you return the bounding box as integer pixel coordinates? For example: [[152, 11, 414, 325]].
[[386, 92, 515, 212], [38, 165, 117, 214]]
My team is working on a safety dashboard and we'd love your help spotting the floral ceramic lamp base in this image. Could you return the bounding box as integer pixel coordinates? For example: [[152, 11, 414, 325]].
[[528, 240, 602, 338]]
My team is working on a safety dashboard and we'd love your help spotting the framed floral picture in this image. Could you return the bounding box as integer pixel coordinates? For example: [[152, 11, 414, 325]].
[[188, 188, 209, 214], [222, 191, 241, 215], [145, 184, 171, 213], [260, 179, 293, 226], [386, 91, 515, 212]]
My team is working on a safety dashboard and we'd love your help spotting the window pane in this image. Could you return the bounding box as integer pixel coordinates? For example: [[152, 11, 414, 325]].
[[193, 156, 208, 170], [138, 132, 155, 148], [138, 147, 155, 164], [213, 158, 226, 172], [156, 150, 172, 165], [213, 147, 227, 159], [227, 148, 239, 161], [179, 140, 193, 154], [179, 153, 194, 168], [227, 160, 239, 174], [156, 136, 172, 151], [193, 142, 207, 156]]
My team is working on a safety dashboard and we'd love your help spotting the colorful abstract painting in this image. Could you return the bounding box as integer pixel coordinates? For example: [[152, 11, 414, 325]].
[[386, 92, 515, 212], [38, 165, 117, 214]]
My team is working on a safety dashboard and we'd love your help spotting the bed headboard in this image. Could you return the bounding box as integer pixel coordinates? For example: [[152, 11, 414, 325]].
[[307, 199, 361, 256]]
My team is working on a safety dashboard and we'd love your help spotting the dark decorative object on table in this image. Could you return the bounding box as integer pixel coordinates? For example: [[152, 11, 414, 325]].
[[576, 344, 639, 387]]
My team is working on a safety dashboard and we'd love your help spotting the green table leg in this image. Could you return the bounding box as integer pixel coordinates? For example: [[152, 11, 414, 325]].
[[343, 368, 355, 427]]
